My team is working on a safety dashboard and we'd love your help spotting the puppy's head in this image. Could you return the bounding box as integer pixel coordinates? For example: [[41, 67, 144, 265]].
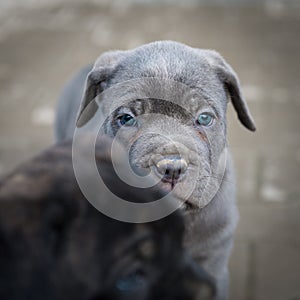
[[0, 137, 215, 300], [76, 41, 255, 208]]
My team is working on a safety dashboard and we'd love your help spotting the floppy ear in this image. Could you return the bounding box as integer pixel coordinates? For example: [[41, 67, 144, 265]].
[[205, 50, 256, 131], [76, 50, 126, 127]]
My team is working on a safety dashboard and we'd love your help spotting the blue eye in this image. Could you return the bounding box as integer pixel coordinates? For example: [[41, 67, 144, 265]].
[[117, 114, 136, 127], [197, 113, 213, 126], [116, 270, 146, 292]]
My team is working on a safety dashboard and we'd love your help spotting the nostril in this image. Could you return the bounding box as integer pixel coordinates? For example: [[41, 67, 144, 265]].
[[155, 156, 188, 181]]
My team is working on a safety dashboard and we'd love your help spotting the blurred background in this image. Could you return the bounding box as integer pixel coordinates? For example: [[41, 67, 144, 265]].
[[0, 0, 299, 299]]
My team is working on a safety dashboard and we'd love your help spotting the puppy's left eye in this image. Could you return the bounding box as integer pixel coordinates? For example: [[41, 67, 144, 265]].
[[197, 113, 214, 127], [117, 114, 137, 127]]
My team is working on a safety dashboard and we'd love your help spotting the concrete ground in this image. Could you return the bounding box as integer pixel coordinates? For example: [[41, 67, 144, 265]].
[[0, 3, 299, 300]]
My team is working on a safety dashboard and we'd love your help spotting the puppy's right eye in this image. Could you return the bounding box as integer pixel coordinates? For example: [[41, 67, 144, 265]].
[[117, 114, 137, 127], [197, 112, 214, 127]]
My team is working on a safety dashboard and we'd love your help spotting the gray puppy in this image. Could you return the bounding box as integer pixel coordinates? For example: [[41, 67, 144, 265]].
[[55, 41, 256, 300]]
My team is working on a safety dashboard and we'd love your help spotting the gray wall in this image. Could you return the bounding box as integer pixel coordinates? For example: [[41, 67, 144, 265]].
[[1, 0, 299, 17]]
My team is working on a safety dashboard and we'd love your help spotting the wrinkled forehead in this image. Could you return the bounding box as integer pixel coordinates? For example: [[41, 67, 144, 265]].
[[100, 76, 226, 118]]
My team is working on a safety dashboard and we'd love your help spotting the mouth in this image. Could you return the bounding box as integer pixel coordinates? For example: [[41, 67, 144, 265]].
[[133, 160, 204, 207], [157, 179, 178, 191], [133, 156, 213, 210], [156, 180, 199, 211], [155, 174, 185, 194]]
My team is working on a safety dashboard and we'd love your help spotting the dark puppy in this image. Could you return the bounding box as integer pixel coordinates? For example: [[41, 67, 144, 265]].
[[0, 137, 214, 300]]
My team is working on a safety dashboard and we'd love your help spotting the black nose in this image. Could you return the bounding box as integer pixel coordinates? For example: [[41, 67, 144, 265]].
[[155, 156, 188, 182]]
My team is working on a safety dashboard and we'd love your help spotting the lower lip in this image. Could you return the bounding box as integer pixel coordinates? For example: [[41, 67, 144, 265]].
[[157, 180, 177, 192]]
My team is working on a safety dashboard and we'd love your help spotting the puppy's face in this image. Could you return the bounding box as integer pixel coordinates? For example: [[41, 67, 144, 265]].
[[104, 96, 226, 208], [0, 140, 215, 300], [77, 41, 256, 208]]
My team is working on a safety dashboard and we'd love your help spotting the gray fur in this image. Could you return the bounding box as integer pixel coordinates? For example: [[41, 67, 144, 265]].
[[55, 41, 255, 300]]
